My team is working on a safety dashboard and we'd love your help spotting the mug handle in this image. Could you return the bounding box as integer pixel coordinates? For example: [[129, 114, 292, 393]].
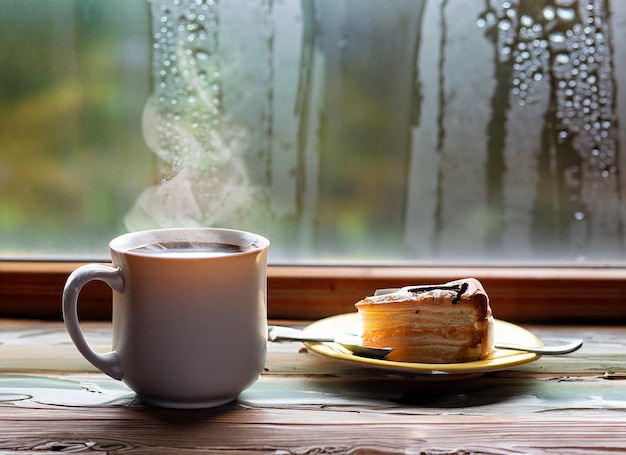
[[62, 264, 125, 380]]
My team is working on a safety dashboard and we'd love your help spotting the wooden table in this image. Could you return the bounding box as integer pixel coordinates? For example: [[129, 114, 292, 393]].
[[0, 319, 625, 454]]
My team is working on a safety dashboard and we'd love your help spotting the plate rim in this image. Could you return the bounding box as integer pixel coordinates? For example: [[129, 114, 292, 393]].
[[302, 313, 541, 375]]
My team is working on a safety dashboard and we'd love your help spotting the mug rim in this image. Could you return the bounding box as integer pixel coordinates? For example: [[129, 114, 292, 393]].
[[109, 227, 270, 257]]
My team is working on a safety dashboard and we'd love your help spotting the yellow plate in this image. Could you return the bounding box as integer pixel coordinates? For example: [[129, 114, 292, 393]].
[[302, 313, 541, 375]]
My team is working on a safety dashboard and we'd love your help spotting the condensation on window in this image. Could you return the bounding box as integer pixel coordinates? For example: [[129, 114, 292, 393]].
[[124, 0, 626, 264]]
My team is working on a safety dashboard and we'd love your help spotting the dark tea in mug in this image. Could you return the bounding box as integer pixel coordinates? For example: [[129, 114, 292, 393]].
[[129, 241, 249, 257]]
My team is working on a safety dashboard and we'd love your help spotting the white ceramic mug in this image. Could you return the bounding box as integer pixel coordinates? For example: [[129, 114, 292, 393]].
[[62, 227, 270, 409]]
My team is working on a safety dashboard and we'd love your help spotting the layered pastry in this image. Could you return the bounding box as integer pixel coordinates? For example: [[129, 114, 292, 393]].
[[355, 278, 494, 363]]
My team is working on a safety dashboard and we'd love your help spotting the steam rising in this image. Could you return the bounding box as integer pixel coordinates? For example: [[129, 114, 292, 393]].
[[124, 0, 258, 232]]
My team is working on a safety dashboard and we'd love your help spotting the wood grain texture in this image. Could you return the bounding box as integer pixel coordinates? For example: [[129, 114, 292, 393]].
[[2, 262, 626, 322], [0, 320, 625, 454]]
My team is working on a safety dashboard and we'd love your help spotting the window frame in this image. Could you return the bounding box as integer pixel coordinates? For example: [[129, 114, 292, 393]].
[[2, 261, 625, 323]]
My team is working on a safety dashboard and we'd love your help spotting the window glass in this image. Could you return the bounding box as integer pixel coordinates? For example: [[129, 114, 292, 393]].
[[0, 0, 153, 258], [2, 0, 625, 265]]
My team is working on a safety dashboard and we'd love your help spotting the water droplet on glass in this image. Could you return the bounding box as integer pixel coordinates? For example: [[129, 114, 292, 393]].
[[499, 19, 512, 31], [549, 32, 566, 44], [485, 11, 497, 24], [194, 50, 210, 61], [556, 7, 576, 22], [543, 6, 557, 21], [521, 15, 533, 27], [186, 21, 200, 32], [555, 53, 570, 64]]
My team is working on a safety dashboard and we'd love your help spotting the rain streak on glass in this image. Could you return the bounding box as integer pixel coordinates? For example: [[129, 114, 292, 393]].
[[151, 0, 221, 170], [126, 0, 626, 263], [477, 0, 620, 255]]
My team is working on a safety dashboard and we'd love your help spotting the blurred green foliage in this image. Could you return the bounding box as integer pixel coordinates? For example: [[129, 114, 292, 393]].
[[0, 1, 154, 258]]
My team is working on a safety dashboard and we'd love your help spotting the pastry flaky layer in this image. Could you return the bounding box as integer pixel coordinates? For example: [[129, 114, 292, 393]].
[[355, 278, 495, 363]]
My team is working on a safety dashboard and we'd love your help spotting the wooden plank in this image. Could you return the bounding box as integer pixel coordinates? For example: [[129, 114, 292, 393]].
[[1, 319, 625, 375], [3, 262, 626, 322], [0, 320, 624, 453], [266, 266, 626, 322], [0, 409, 626, 454]]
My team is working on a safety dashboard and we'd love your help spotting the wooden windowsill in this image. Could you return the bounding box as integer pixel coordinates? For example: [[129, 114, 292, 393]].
[[1, 261, 626, 323], [0, 318, 625, 451]]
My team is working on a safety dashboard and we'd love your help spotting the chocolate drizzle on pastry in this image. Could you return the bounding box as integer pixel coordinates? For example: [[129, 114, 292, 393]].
[[356, 278, 494, 363], [406, 282, 469, 304]]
